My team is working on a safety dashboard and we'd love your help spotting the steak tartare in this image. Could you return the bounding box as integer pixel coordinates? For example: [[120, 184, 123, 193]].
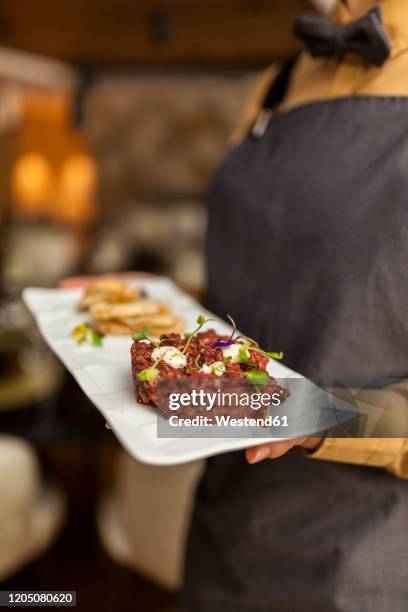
[[130, 316, 288, 420]]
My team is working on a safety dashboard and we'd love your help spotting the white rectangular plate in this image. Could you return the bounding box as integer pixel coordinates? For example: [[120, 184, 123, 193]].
[[23, 278, 299, 465]]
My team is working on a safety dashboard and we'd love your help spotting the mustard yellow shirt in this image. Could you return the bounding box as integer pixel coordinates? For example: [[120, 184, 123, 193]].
[[234, 0, 408, 479]]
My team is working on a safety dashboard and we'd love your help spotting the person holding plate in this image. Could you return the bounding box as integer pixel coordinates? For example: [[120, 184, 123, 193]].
[[182, 1, 408, 610], [61, 0, 408, 608]]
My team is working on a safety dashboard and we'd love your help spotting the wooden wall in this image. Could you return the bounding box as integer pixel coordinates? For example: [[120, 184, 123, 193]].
[[0, 0, 309, 66]]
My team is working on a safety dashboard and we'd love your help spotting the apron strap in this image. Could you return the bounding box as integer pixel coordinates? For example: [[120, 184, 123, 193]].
[[251, 55, 298, 138]]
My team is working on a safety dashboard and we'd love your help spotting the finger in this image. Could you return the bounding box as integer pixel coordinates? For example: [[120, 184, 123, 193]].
[[246, 445, 270, 464], [246, 438, 304, 464]]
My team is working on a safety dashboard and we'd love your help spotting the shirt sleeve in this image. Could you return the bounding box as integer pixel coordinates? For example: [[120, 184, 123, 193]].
[[307, 381, 408, 480]]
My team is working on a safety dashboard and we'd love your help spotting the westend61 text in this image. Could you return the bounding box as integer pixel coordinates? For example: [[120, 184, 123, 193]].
[[168, 414, 289, 427]]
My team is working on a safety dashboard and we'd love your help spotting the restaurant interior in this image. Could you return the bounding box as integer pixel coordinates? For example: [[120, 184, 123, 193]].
[[0, 1, 329, 610]]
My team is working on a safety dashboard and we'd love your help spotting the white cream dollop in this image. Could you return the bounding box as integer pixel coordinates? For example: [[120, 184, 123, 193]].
[[222, 342, 249, 364], [151, 346, 187, 369], [200, 361, 226, 376]]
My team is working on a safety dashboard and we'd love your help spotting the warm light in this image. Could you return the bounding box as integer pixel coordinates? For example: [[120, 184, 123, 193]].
[[54, 153, 97, 223], [12, 152, 53, 213]]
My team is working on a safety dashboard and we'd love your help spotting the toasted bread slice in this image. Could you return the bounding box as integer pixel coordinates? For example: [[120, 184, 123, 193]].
[[77, 280, 140, 311], [89, 299, 170, 321], [124, 314, 185, 334], [93, 314, 185, 336], [92, 320, 132, 335]]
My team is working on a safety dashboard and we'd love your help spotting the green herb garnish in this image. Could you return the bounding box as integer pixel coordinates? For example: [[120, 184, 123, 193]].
[[238, 348, 257, 367], [132, 325, 164, 347], [262, 351, 284, 360], [244, 369, 269, 385], [182, 315, 214, 354], [132, 326, 150, 342], [91, 331, 103, 347], [71, 323, 104, 347], [138, 367, 159, 382], [244, 369, 270, 392]]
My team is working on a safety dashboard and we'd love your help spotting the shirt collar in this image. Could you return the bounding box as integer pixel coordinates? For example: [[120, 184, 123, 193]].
[[333, 1, 408, 57]]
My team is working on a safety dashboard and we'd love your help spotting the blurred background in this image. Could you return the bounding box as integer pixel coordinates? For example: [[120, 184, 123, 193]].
[[0, 1, 332, 610]]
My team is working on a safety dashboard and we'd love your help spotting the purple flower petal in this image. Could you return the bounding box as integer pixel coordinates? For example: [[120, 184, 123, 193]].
[[212, 339, 236, 349]]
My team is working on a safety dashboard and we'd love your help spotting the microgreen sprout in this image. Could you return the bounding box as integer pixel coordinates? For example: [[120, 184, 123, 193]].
[[235, 334, 259, 348], [132, 326, 160, 347], [264, 351, 284, 360], [181, 315, 214, 354], [243, 369, 270, 392], [226, 314, 237, 340], [232, 334, 284, 363], [195, 352, 204, 369], [238, 347, 257, 367], [246, 347, 284, 361], [211, 315, 282, 364]]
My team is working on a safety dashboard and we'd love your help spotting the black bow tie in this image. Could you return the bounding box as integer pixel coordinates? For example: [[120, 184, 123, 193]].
[[293, 6, 392, 67]]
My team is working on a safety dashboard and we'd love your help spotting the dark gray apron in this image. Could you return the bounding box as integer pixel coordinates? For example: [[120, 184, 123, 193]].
[[182, 62, 408, 612]]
